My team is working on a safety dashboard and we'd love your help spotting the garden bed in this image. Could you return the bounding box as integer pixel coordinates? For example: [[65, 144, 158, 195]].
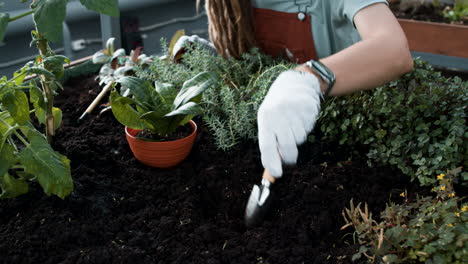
[[390, 0, 468, 25], [0, 74, 429, 264]]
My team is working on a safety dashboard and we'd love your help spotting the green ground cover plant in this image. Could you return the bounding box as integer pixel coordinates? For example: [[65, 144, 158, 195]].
[[319, 59, 467, 186], [0, 0, 119, 199], [342, 167, 468, 264]]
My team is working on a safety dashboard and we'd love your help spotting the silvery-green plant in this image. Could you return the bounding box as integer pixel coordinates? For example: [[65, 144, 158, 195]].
[[93, 38, 152, 86]]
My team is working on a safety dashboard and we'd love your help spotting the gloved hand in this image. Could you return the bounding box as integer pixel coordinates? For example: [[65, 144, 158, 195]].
[[257, 70, 323, 178], [172, 35, 217, 58]]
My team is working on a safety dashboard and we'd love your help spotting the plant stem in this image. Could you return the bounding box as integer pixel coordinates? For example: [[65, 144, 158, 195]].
[[7, 137, 18, 152], [36, 32, 55, 144], [15, 86, 35, 90], [13, 130, 30, 147], [8, 10, 34, 22], [0, 118, 29, 148]]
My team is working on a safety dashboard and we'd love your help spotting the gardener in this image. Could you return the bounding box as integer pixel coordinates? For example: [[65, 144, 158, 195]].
[[174, 0, 414, 226]]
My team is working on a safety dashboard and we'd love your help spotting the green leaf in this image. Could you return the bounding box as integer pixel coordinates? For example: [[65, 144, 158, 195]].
[[0, 111, 15, 137], [0, 144, 16, 176], [375, 129, 387, 139], [173, 72, 216, 109], [382, 254, 399, 263], [13, 67, 28, 86], [52, 107, 62, 131], [166, 102, 202, 117], [154, 81, 177, 103], [0, 13, 9, 44], [139, 111, 173, 135], [79, 0, 120, 17], [116, 76, 155, 108], [2, 91, 30, 125], [42, 55, 70, 65], [30, 86, 46, 125], [27, 66, 56, 78], [0, 173, 29, 199], [110, 91, 148, 130], [32, 0, 67, 43], [19, 130, 72, 199], [43, 55, 70, 78]]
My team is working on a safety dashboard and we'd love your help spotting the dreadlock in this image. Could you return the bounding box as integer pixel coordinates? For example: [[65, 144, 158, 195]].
[[198, 0, 256, 58]]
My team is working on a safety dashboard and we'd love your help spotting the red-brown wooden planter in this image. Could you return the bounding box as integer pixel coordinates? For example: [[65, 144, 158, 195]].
[[398, 18, 468, 58]]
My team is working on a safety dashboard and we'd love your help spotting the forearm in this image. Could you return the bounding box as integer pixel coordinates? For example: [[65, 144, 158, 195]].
[[320, 35, 413, 96], [297, 3, 414, 97]]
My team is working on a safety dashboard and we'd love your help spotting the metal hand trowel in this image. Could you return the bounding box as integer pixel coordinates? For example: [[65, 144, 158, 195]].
[[245, 170, 276, 227]]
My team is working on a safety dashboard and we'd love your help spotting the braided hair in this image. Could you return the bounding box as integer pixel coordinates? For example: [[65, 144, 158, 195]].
[[199, 0, 256, 58]]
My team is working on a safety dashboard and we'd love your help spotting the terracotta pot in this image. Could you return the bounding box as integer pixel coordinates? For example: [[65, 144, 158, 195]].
[[398, 18, 468, 58], [125, 120, 197, 168]]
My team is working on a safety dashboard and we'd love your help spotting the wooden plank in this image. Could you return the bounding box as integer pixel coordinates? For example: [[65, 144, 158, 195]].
[[398, 19, 468, 58]]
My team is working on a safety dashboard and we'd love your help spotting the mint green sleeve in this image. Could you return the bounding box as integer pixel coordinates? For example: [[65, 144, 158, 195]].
[[343, 0, 389, 27]]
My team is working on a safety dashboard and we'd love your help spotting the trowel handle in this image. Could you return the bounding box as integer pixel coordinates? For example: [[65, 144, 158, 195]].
[[262, 169, 276, 184]]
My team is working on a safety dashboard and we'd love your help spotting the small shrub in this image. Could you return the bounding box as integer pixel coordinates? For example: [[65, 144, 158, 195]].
[[319, 59, 467, 186], [342, 168, 468, 264]]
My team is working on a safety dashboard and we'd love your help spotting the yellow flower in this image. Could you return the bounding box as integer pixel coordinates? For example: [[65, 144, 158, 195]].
[[462, 205, 468, 212], [431, 187, 437, 192], [400, 192, 405, 197], [440, 186, 446, 191], [437, 173, 445, 180], [455, 212, 460, 217], [447, 223, 454, 228], [448, 193, 455, 198]]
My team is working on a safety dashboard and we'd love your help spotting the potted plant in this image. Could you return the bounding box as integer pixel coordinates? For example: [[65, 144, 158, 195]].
[[110, 71, 217, 168], [390, 0, 468, 58]]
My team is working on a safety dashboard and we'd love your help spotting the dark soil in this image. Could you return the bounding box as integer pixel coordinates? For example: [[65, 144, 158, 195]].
[[390, 1, 468, 25], [0, 75, 426, 264], [136, 124, 193, 142]]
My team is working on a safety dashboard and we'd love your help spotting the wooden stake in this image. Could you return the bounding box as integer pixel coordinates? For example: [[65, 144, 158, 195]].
[[78, 81, 114, 122]]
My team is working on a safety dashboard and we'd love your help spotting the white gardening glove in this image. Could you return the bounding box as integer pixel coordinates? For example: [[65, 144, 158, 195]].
[[172, 35, 217, 57], [257, 70, 323, 178]]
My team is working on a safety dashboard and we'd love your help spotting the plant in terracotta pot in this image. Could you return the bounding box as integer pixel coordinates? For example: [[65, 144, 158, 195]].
[[110, 71, 217, 168]]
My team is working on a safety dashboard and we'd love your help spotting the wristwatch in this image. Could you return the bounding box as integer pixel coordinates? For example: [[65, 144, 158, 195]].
[[305, 60, 336, 96]]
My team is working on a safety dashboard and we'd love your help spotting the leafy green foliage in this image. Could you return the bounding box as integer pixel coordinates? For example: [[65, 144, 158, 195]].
[[342, 168, 468, 264], [0, 0, 121, 199], [32, 0, 67, 43], [79, 0, 119, 17], [19, 130, 73, 198], [136, 41, 293, 149], [318, 59, 467, 186], [111, 71, 217, 137], [0, 0, 119, 43], [0, 104, 73, 198], [443, 0, 468, 22], [0, 72, 72, 199]]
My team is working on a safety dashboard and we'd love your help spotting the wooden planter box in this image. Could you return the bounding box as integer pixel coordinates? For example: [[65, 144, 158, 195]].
[[398, 18, 468, 58]]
